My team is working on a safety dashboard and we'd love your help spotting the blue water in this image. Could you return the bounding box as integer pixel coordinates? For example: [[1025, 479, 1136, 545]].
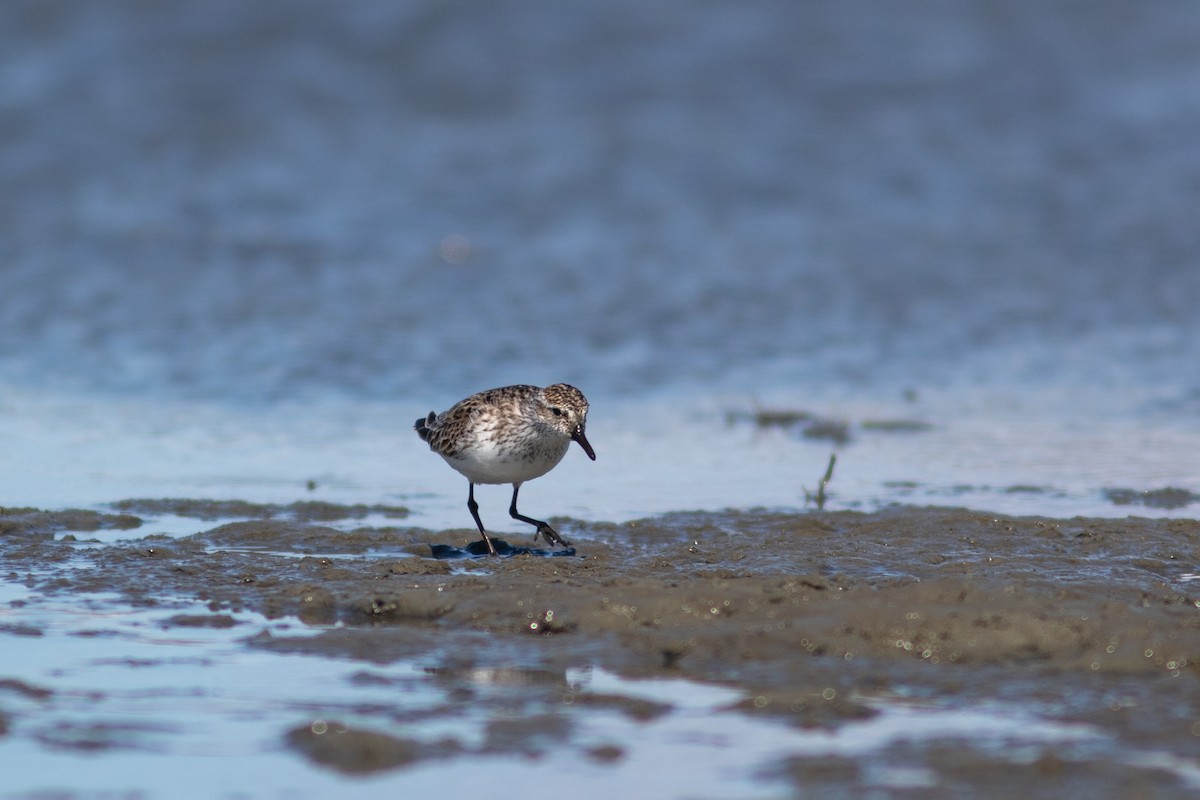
[[3, 0, 1199, 403]]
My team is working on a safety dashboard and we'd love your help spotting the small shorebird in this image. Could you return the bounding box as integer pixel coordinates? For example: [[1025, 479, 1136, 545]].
[[415, 384, 595, 555]]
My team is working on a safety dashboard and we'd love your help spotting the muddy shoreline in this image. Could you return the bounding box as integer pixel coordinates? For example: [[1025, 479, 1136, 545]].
[[3, 502, 1199, 794]]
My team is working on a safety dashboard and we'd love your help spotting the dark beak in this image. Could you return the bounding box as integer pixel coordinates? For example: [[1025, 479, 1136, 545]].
[[572, 425, 596, 460]]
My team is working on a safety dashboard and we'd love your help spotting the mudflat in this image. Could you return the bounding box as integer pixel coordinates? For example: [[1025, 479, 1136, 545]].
[[3, 502, 1198, 796]]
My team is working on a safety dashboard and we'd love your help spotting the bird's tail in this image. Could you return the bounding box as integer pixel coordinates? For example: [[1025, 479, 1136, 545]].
[[414, 411, 437, 442]]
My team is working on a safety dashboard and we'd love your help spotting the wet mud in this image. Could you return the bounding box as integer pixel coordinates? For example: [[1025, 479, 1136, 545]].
[[3, 502, 1200, 795]]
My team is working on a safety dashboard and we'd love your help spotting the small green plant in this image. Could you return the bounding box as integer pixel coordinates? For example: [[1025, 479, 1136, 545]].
[[804, 453, 837, 510]]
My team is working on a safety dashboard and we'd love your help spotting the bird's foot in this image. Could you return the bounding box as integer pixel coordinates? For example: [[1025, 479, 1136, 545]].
[[534, 524, 571, 548]]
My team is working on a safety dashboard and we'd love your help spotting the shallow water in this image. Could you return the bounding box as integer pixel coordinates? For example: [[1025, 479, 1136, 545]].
[[2, 0, 1200, 796], [2, 384, 1198, 533]]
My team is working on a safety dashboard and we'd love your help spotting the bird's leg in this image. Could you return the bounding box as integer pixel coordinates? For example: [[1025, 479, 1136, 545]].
[[467, 483, 499, 556], [509, 484, 571, 547]]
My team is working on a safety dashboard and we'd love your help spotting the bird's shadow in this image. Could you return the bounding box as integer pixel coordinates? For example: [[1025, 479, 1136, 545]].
[[429, 539, 578, 559]]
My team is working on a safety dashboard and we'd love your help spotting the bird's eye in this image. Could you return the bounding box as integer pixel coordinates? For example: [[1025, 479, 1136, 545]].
[[551, 408, 563, 417]]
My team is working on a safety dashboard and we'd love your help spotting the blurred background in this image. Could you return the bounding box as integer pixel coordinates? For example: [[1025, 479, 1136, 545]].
[[1, 0, 1198, 518]]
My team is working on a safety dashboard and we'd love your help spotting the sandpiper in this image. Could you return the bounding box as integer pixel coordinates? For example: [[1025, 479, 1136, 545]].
[[415, 384, 595, 555]]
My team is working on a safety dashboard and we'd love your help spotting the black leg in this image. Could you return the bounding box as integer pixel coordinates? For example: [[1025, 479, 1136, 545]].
[[509, 484, 571, 548], [467, 483, 499, 556]]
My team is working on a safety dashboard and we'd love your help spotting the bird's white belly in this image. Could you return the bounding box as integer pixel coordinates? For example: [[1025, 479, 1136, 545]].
[[442, 437, 569, 485]]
